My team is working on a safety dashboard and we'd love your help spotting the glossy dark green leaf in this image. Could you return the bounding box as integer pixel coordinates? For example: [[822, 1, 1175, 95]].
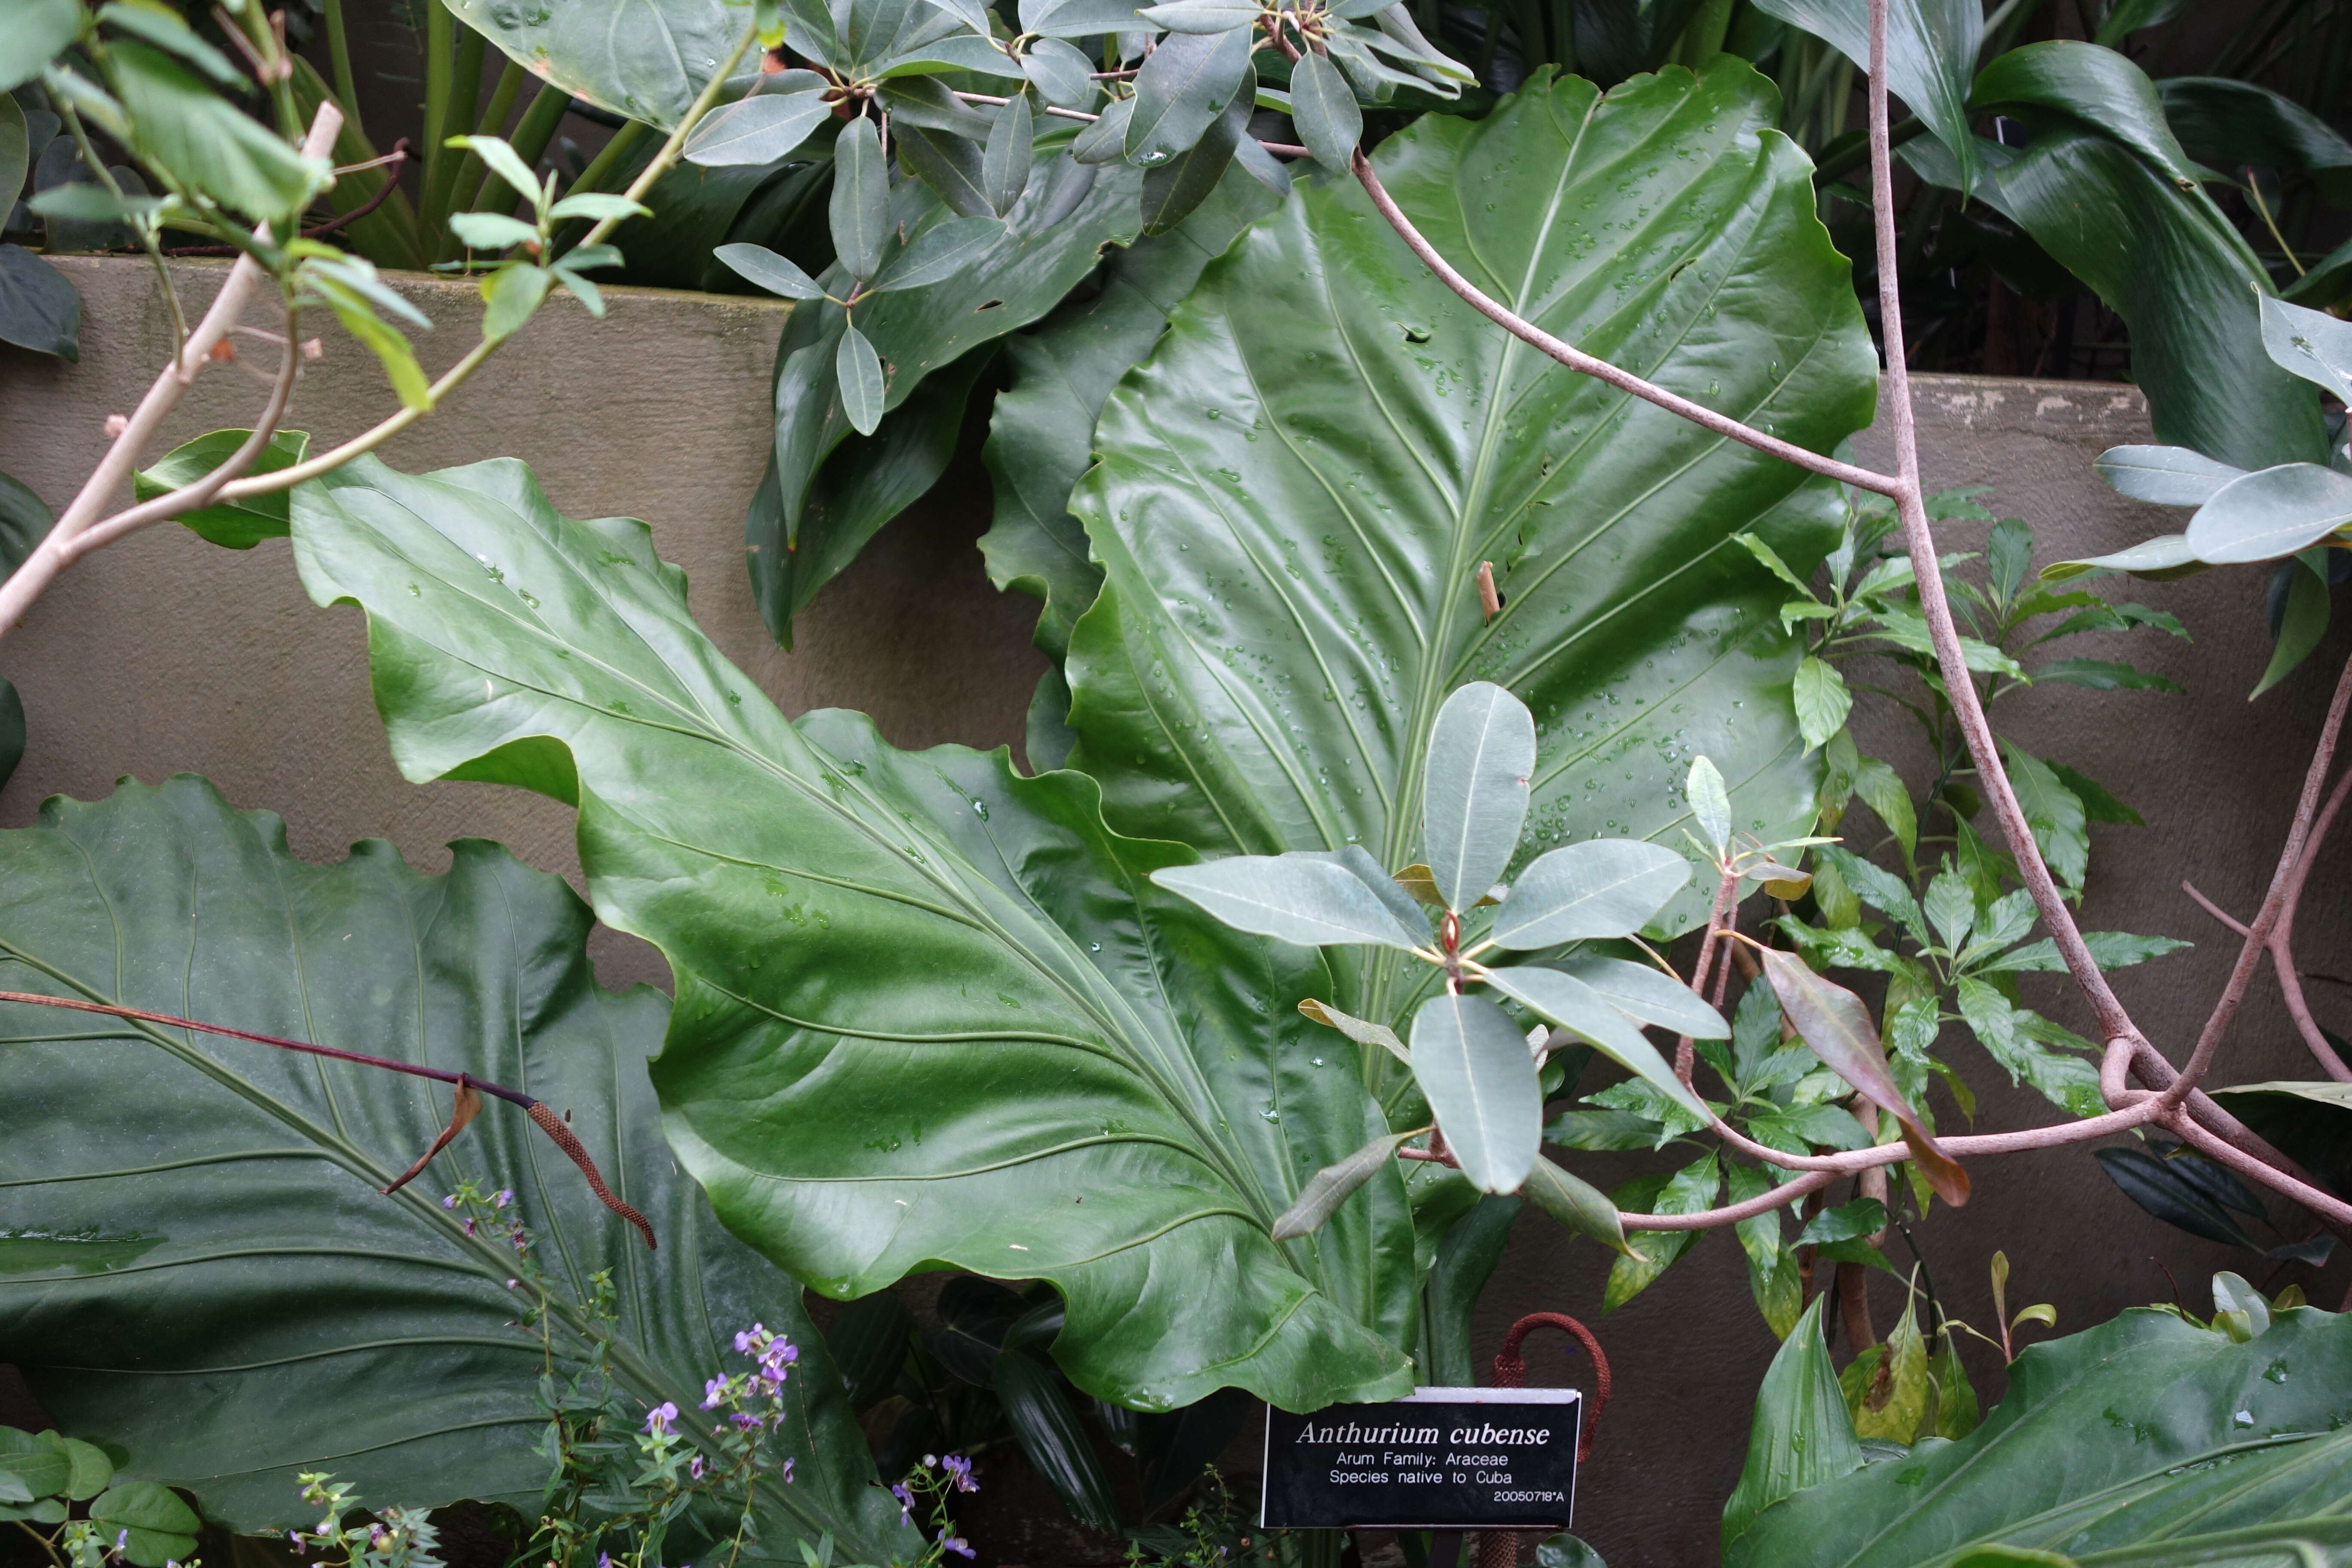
[[1126, 27, 1253, 167], [1421, 682, 1536, 913], [1727, 1306, 2352, 1566], [831, 116, 889, 279], [824, 1292, 913, 1411], [2159, 77, 2352, 201], [1602, 1156, 1714, 1309], [1721, 1295, 1859, 1550], [870, 213, 1005, 291], [132, 428, 311, 548], [1421, 1193, 1519, 1385], [0, 244, 80, 360], [1488, 840, 1691, 949], [2256, 554, 2332, 699], [982, 89, 1034, 217], [0, 777, 914, 1562], [993, 1348, 1123, 1532], [1064, 62, 1874, 1091], [1071, 97, 1135, 163], [2093, 0, 2190, 44], [1905, 58, 2321, 471], [292, 454, 1420, 1415], [1410, 994, 1542, 1194], [0, 468, 55, 576], [1138, 67, 1247, 235], [1021, 39, 1097, 110], [2093, 444, 2245, 506], [445, 0, 762, 129], [1289, 50, 1361, 173], [981, 164, 1281, 660], [1749, 0, 1978, 195], [1274, 1129, 1422, 1239], [686, 86, 832, 166], [2211, 1080, 2352, 1194], [754, 150, 1142, 639], [718, 241, 827, 300]]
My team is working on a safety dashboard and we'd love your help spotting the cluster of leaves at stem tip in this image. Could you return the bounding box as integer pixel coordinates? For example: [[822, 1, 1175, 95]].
[[698, 0, 1470, 432]]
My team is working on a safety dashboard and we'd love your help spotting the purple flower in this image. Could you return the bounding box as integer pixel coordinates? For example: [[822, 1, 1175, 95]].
[[506, 1278, 520, 1289], [288, 1532, 303, 1548], [598, 1553, 612, 1568], [701, 1375, 730, 1410], [890, 1483, 913, 1524], [462, 1218, 477, 1236], [733, 1323, 768, 1355], [645, 1401, 679, 1435], [730, 1412, 764, 1432], [116, 1531, 129, 1553], [940, 1537, 974, 1561], [780, 1458, 794, 1484], [441, 1194, 457, 1210], [689, 1454, 706, 1481], [943, 1454, 976, 1493], [494, 1189, 514, 1209], [757, 1339, 799, 1386]]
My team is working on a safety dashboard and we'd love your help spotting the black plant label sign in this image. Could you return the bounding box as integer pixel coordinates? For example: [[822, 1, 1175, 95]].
[[1259, 1388, 1580, 1530]]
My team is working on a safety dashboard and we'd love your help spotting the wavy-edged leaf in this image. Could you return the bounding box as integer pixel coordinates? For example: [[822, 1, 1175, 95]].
[[1727, 1307, 2352, 1567], [0, 776, 914, 1562], [1409, 995, 1542, 1193], [981, 164, 1280, 661], [290, 453, 1419, 1415], [1489, 840, 1692, 949], [1063, 62, 1876, 1087]]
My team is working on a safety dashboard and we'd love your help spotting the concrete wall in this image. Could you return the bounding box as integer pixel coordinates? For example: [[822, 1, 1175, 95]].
[[5, 260, 2348, 1566]]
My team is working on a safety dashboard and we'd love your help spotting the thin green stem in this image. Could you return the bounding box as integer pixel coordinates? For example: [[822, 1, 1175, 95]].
[[323, 0, 366, 141], [567, 119, 652, 201], [14, 1521, 65, 1568], [2248, 167, 2305, 277]]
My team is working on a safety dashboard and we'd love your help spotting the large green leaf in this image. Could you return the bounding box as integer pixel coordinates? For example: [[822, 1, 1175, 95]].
[[1062, 59, 1875, 1048], [444, 0, 760, 129], [0, 777, 913, 1563], [980, 163, 1282, 663], [748, 146, 1144, 642], [1721, 1295, 1859, 1551], [1727, 1305, 2352, 1567], [286, 453, 1420, 1414]]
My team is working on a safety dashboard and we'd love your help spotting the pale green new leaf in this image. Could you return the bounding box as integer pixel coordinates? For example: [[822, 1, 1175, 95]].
[[289, 454, 1421, 1415], [1792, 657, 1850, 753]]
